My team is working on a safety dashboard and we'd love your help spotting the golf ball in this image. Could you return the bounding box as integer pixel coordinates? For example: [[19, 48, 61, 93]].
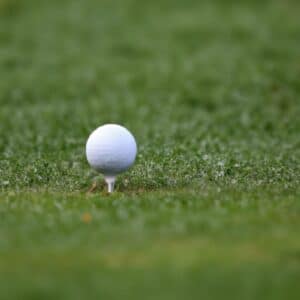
[[86, 124, 137, 176]]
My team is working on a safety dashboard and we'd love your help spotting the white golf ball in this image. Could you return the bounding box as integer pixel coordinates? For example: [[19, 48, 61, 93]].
[[86, 124, 137, 176]]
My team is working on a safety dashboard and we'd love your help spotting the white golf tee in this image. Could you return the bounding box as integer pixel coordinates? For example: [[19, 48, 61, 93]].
[[104, 176, 116, 193]]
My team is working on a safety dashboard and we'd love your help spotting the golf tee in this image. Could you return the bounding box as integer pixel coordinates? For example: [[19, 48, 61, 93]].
[[104, 176, 116, 193]]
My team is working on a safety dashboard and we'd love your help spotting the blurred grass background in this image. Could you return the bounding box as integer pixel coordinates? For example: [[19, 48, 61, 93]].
[[0, 0, 300, 299]]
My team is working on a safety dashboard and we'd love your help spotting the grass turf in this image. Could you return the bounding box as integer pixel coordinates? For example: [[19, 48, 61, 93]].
[[0, 0, 300, 299]]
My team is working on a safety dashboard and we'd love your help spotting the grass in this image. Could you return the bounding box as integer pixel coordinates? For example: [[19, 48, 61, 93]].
[[0, 0, 300, 299]]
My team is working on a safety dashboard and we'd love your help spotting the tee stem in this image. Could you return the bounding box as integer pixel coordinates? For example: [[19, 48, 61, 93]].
[[104, 176, 116, 193]]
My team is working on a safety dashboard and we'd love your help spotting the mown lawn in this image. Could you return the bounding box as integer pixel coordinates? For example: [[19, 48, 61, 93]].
[[0, 0, 300, 299]]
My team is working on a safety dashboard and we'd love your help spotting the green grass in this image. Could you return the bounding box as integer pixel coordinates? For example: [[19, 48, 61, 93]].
[[0, 0, 300, 299]]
